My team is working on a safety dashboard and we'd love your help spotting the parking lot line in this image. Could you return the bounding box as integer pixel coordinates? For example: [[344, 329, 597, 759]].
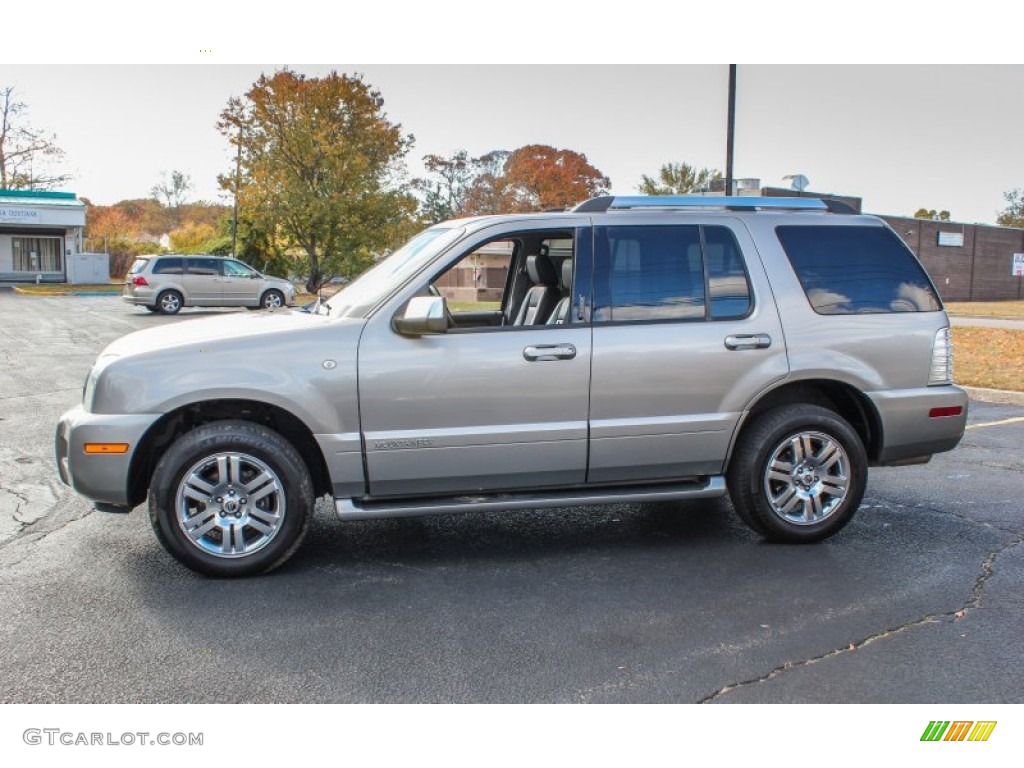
[[966, 416, 1024, 430]]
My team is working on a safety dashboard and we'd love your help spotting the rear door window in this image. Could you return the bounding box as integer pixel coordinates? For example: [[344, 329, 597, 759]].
[[593, 224, 754, 323], [187, 257, 222, 276], [594, 225, 705, 322], [776, 225, 942, 314]]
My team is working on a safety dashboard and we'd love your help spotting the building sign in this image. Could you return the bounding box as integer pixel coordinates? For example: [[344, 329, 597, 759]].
[[0, 205, 84, 227], [1013, 253, 1024, 277], [937, 231, 964, 247], [0, 208, 41, 223]]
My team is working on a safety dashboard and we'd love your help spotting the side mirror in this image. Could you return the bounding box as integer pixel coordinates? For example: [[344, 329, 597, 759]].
[[393, 296, 448, 336]]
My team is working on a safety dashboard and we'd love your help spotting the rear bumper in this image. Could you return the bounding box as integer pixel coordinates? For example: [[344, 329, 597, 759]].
[[56, 405, 161, 507], [121, 292, 153, 307], [867, 385, 968, 465]]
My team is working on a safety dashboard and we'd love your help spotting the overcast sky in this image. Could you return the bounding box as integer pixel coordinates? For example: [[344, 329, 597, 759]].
[[3, 66, 1022, 224]]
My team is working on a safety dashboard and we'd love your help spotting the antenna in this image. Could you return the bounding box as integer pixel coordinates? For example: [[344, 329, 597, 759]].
[[783, 174, 810, 192]]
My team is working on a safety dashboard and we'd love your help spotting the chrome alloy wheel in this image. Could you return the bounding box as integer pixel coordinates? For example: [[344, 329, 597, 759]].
[[762, 431, 850, 526], [262, 291, 283, 309], [175, 452, 286, 558], [160, 292, 181, 313]]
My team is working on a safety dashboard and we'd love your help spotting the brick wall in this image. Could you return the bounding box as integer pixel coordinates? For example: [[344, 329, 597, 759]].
[[880, 215, 1024, 302]]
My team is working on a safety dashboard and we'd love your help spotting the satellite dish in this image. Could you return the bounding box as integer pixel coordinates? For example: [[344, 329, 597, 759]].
[[783, 174, 810, 192]]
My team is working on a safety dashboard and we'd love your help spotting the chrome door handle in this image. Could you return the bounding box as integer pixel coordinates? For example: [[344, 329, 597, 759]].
[[523, 344, 577, 361], [724, 334, 771, 350]]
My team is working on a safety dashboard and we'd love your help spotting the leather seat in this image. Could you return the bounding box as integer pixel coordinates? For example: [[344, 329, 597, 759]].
[[547, 259, 574, 325], [513, 254, 560, 325]]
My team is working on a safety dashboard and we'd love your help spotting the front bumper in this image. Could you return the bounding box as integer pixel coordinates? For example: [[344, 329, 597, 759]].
[[867, 385, 969, 465], [55, 405, 161, 507]]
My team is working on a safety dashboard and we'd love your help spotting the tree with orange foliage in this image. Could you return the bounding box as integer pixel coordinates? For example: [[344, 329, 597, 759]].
[[501, 145, 610, 211]]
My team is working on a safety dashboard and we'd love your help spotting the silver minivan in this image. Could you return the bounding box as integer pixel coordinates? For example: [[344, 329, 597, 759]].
[[60, 196, 967, 576], [123, 254, 296, 313]]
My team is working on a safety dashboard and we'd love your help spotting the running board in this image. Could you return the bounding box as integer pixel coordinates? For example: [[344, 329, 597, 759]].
[[336, 476, 727, 521]]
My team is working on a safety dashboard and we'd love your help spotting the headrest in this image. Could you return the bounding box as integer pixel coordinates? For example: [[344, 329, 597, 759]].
[[561, 259, 573, 290], [526, 254, 558, 286]]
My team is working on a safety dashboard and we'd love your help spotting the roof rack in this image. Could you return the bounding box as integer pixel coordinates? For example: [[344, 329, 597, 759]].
[[573, 195, 856, 214]]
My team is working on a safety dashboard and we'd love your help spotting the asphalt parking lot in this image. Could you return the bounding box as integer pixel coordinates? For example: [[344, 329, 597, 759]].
[[0, 291, 1021, 703]]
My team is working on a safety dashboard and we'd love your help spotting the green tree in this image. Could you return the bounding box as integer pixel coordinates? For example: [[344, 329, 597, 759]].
[[218, 69, 416, 292], [914, 208, 951, 221], [412, 150, 473, 223], [0, 85, 72, 190], [997, 189, 1024, 228], [637, 162, 721, 195], [462, 150, 511, 215]]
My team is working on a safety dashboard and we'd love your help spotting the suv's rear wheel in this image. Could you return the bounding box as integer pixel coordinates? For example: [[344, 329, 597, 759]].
[[148, 420, 314, 576], [156, 290, 183, 315], [727, 404, 867, 542]]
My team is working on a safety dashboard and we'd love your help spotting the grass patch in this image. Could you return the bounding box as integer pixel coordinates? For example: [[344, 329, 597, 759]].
[[946, 300, 1024, 320], [14, 283, 121, 295], [449, 301, 501, 312], [952, 327, 1024, 391]]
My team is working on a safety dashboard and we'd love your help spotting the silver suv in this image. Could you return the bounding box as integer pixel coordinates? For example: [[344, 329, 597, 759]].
[[122, 254, 296, 313], [58, 196, 967, 576]]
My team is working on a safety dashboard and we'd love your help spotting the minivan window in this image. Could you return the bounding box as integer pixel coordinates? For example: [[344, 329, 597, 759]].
[[188, 257, 222, 276], [776, 225, 942, 314], [223, 260, 254, 278], [128, 259, 149, 275], [153, 257, 184, 275]]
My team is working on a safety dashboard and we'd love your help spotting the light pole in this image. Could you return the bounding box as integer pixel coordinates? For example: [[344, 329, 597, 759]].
[[725, 65, 736, 197]]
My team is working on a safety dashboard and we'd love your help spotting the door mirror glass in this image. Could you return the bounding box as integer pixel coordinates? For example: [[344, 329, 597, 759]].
[[394, 296, 448, 336]]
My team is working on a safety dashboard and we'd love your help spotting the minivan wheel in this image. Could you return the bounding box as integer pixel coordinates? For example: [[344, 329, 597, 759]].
[[260, 289, 285, 310], [148, 420, 314, 576], [727, 404, 867, 543], [156, 290, 183, 315]]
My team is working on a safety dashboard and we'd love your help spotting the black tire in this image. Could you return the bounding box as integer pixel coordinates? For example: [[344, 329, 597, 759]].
[[148, 420, 314, 576], [260, 289, 285, 310], [726, 404, 867, 543], [156, 290, 183, 315]]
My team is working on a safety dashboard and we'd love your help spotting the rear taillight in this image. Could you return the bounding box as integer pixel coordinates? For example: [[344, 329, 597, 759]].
[[132, 276, 148, 286], [929, 327, 953, 385]]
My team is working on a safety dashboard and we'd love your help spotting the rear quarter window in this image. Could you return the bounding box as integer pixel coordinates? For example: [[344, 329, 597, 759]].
[[776, 225, 942, 314], [128, 259, 149, 275], [153, 257, 184, 275]]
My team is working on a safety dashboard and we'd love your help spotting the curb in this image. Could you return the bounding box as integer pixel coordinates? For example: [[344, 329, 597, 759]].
[[962, 386, 1024, 406]]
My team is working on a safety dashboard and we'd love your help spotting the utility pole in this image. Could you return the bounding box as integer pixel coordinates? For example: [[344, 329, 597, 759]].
[[725, 64, 736, 197], [231, 126, 242, 258]]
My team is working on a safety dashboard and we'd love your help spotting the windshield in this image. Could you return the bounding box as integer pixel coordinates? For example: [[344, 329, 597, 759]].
[[328, 226, 465, 317]]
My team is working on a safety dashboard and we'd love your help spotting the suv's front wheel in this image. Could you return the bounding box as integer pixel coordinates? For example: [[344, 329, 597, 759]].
[[727, 404, 867, 543], [148, 421, 314, 576]]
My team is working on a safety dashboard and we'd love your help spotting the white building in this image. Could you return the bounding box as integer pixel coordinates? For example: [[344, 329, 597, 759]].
[[0, 190, 87, 282]]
